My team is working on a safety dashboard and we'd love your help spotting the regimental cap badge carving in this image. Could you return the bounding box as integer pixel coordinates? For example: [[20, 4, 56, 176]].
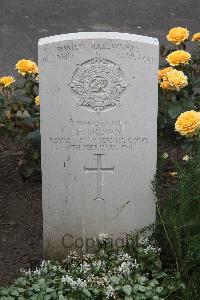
[[69, 57, 128, 112]]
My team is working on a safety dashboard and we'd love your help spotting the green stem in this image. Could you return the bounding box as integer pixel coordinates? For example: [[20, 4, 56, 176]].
[[156, 200, 180, 273]]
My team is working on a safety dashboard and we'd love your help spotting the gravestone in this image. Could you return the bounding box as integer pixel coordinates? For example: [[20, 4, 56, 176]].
[[39, 32, 159, 257]]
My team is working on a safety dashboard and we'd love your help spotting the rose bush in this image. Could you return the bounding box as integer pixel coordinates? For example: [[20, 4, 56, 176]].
[[158, 27, 200, 135], [0, 59, 40, 177]]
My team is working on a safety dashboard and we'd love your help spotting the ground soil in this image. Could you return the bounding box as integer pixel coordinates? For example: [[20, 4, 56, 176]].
[[0, 138, 42, 286], [0, 135, 182, 287]]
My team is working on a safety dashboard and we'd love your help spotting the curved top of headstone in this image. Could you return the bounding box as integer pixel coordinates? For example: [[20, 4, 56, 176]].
[[38, 32, 159, 46]]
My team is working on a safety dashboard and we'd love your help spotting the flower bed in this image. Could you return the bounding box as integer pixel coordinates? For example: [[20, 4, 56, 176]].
[[0, 234, 183, 299]]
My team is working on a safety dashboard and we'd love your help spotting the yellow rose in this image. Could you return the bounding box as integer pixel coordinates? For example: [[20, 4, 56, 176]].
[[160, 69, 188, 91], [158, 67, 173, 82], [166, 50, 191, 66], [0, 76, 15, 87], [175, 110, 200, 137], [167, 27, 189, 45], [35, 95, 40, 106], [15, 59, 38, 76], [192, 32, 200, 42], [160, 80, 171, 90]]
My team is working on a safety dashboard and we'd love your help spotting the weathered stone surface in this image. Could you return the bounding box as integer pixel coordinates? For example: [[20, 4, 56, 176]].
[[39, 32, 159, 257]]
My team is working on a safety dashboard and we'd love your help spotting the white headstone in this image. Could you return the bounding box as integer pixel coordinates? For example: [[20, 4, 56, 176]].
[[39, 32, 159, 257]]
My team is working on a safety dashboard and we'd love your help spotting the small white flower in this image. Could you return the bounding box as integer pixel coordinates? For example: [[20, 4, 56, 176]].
[[138, 236, 149, 246], [118, 252, 132, 262], [63, 251, 79, 263], [20, 268, 31, 276], [83, 253, 95, 261], [61, 275, 86, 290], [76, 278, 87, 289], [80, 261, 91, 273], [61, 275, 76, 288], [162, 152, 169, 159], [33, 267, 42, 275], [118, 261, 133, 276], [68, 250, 78, 258], [183, 155, 190, 161], [133, 259, 139, 269], [97, 233, 109, 243], [92, 260, 103, 268], [143, 245, 160, 254], [87, 274, 109, 287], [105, 285, 116, 299]]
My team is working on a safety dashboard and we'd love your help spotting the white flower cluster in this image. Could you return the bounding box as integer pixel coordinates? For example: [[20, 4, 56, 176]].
[[115, 251, 139, 276], [87, 274, 109, 287], [133, 258, 139, 269], [83, 253, 95, 261], [97, 232, 109, 243], [92, 259, 105, 269], [80, 259, 106, 274], [40, 260, 62, 273], [138, 236, 149, 246], [33, 267, 42, 276], [61, 274, 87, 290], [117, 252, 132, 262], [143, 245, 161, 254], [20, 268, 31, 276], [80, 261, 91, 273], [62, 251, 79, 263], [40, 260, 51, 268], [20, 260, 53, 277], [118, 261, 133, 276], [105, 285, 116, 299]]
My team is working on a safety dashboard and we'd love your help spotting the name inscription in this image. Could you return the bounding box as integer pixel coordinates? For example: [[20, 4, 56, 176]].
[[49, 119, 149, 152]]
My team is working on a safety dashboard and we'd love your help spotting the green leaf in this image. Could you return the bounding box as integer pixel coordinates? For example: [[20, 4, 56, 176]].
[[0, 92, 4, 103], [110, 276, 120, 285], [33, 150, 39, 160], [15, 277, 26, 286], [122, 285, 132, 295], [11, 290, 19, 296], [168, 103, 182, 119], [26, 129, 41, 145], [125, 296, 134, 300], [23, 116, 34, 126], [82, 288, 92, 297], [58, 295, 68, 300], [32, 283, 40, 292], [44, 296, 52, 300]]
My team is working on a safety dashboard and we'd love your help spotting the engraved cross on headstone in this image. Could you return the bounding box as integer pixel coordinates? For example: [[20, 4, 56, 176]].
[[84, 154, 114, 200]]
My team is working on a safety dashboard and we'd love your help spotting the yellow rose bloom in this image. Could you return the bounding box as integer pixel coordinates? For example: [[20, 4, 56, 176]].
[[0, 76, 15, 87], [35, 95, 40, 106], [192, 32, 200, 42], [166, 50, 191, 66], [158, 67, 173, 82], [167, 27, 189, 45], [160, 69, 188, 91], [15, 59, 38, 76], [160, 80, 171, 90], [175, 110, 200, 137]]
